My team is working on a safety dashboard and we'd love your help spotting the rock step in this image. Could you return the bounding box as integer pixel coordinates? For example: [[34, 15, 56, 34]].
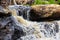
[[30, 4, 60, 21]]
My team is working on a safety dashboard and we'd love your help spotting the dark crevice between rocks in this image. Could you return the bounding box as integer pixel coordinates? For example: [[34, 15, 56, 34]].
[[29, 17, 60, 22], [12, 29, 26, 40], [0, 12, 11, 18]]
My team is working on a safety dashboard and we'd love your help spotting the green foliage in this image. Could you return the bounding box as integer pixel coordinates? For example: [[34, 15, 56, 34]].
[[25, 0, 60, 5], [33, 0, 60, 5], [57, 0, 60, 4], [34, 0, 42, 4], [34, 0, 49, 5]]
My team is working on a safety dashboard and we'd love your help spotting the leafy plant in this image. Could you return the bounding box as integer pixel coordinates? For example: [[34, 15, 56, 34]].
[[57, 0, 60, 4], [48, 0, 56, 4], [26, 0, 60, 5], [33, 0, 58, 5], [34, 0, 50, 5]]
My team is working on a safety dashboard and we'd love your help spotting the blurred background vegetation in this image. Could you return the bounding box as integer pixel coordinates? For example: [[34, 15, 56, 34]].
[[33, 0, 60, 5]]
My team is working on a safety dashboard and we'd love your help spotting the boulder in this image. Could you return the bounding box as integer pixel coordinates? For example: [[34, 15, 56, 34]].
[[29, 4, 60, 21], [0, 8, 25, 40]]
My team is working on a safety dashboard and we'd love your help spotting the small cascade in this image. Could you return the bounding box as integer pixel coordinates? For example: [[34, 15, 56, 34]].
[[9, 5, 31, 20], [18, 5, 31, 20], [2, 5, 60, 40]]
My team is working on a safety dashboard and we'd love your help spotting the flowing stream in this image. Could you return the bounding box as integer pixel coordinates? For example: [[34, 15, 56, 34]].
[[15, 5, 60, 40], [11, 5, 60, 40], [19, 20, 60, 40], [0, 5, 60, 40]]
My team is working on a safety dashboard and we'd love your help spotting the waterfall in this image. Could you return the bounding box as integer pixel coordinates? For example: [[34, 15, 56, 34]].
[[8, 5, 60, 40], [9, 5, 31, 20], [26, 6, 31, 20], [18, 5, 31, 20]]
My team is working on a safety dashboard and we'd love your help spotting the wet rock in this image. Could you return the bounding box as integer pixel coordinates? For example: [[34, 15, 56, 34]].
[[12, 29, 26, 40], [30, 4, 60, 21], [0, 11, 25, 40]]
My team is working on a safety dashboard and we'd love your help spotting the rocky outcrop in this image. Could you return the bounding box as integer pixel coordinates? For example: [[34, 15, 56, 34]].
[[30, 4, 60, 21], [15, 0, 35, 5], [0, 9, 25, 40]]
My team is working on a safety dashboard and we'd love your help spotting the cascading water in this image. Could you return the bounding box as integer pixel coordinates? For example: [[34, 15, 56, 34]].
[[19, 20, 60, 40], [18, 5, 31, 20], [15, 5, 60, 40], [9, 5, 31, 20], [2, 5, 60, 40]]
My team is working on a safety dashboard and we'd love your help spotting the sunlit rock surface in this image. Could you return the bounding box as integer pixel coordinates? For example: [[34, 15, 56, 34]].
[[15, 0, 35, 5]]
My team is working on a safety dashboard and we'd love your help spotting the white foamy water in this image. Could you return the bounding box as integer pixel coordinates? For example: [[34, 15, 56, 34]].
[[19, 19, 60, 40]]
